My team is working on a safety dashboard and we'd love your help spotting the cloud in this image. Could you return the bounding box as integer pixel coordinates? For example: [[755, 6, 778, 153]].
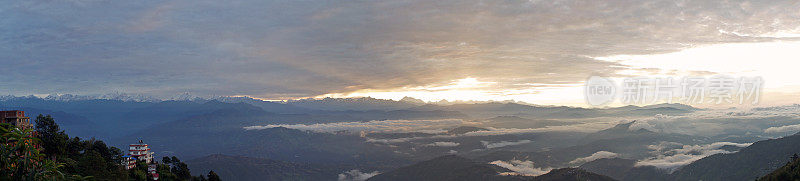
[[481, 140, 532, 149], [635, 142, 752, 172], [569, 151, 620, 165], [366, 137, 417, 144], [753, 104, 800, 112], [625, 109, 800, 137], [424, 141, 460, 147], [463, 121, 618, 136], [645, 141, 684, 154], [244, 119, 464, 133], [365, 134, 458, 144], [627, 115, 726, 136], [242, 108, 800, 141], [764, 124, 800, 134], [5, 0, 800, 99], [338, 169, 380, 181], [490, 160, 552, 176]]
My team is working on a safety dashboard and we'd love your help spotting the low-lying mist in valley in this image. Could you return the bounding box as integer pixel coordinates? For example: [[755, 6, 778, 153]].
[[232, 104, 800, 179]]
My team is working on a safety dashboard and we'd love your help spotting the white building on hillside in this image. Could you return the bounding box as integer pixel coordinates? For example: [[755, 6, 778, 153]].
[[123, 140, 159, 179], [129, 140, 154, 164]]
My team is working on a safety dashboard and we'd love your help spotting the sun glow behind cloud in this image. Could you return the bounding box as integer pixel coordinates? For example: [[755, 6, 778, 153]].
[[597, 40, 800, 89], [597, 40, 800, 106], [317, 77, 586, 106], [316, 40, 800, 107]]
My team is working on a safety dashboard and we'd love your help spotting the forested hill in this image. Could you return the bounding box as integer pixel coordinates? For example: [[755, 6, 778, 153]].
[[670, 132, 800, 181], [759, 154, 800, 181], [0, 114, 217, 180]]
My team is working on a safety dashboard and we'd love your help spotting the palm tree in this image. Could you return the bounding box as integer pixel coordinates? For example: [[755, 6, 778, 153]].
[[1, 123, 64, 180]]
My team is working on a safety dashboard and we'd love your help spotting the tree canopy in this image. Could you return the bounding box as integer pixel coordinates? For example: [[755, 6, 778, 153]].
[[1, 114, 216, 181]]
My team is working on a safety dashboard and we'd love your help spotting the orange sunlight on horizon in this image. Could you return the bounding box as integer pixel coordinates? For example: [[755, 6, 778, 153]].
[[308, 40, 800, 108]]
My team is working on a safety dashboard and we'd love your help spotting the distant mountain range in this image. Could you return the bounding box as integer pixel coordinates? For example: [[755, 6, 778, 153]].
[[409, 102, 697, 118], [0, 96, 468, 141], [287, 97, 420, 111], [0, 95, 699, 140]]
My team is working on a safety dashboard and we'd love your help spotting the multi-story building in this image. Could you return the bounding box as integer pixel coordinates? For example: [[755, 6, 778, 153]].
[[129, 140, 154, 164], [0, 110, 32, 130], [123, 140, 159, 180], [122, 155, 137, 170]]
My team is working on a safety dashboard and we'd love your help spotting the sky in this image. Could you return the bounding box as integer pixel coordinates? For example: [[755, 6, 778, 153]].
[[3, 0, 800, 107]]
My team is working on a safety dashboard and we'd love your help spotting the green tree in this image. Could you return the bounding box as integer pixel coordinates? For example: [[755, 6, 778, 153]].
[[31, 115, 128, 180], [759, 153, 800, 181], [163, 156, 172, 165], [158, 155, 209, 181], [156, 163, 178, 180], [207, 170, 221, 181], [0, 123, 64, 180], [35, 114, 69, 159], [6, 114, 203, 181], [172, 161, 192, 180], [130, 169, 147, 181], [191, 175, 207, 181]]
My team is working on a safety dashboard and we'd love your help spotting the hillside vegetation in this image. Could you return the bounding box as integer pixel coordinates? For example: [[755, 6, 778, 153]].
[[1, 114, 216, 180]]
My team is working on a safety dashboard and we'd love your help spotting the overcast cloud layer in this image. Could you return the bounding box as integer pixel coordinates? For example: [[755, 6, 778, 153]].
[[3, 0, 800, 99]]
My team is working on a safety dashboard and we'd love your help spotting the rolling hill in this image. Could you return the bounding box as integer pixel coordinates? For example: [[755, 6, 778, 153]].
[[187, 154, 347, 181], [366, 155, 529, 181], [670, 132, 800, 181]]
